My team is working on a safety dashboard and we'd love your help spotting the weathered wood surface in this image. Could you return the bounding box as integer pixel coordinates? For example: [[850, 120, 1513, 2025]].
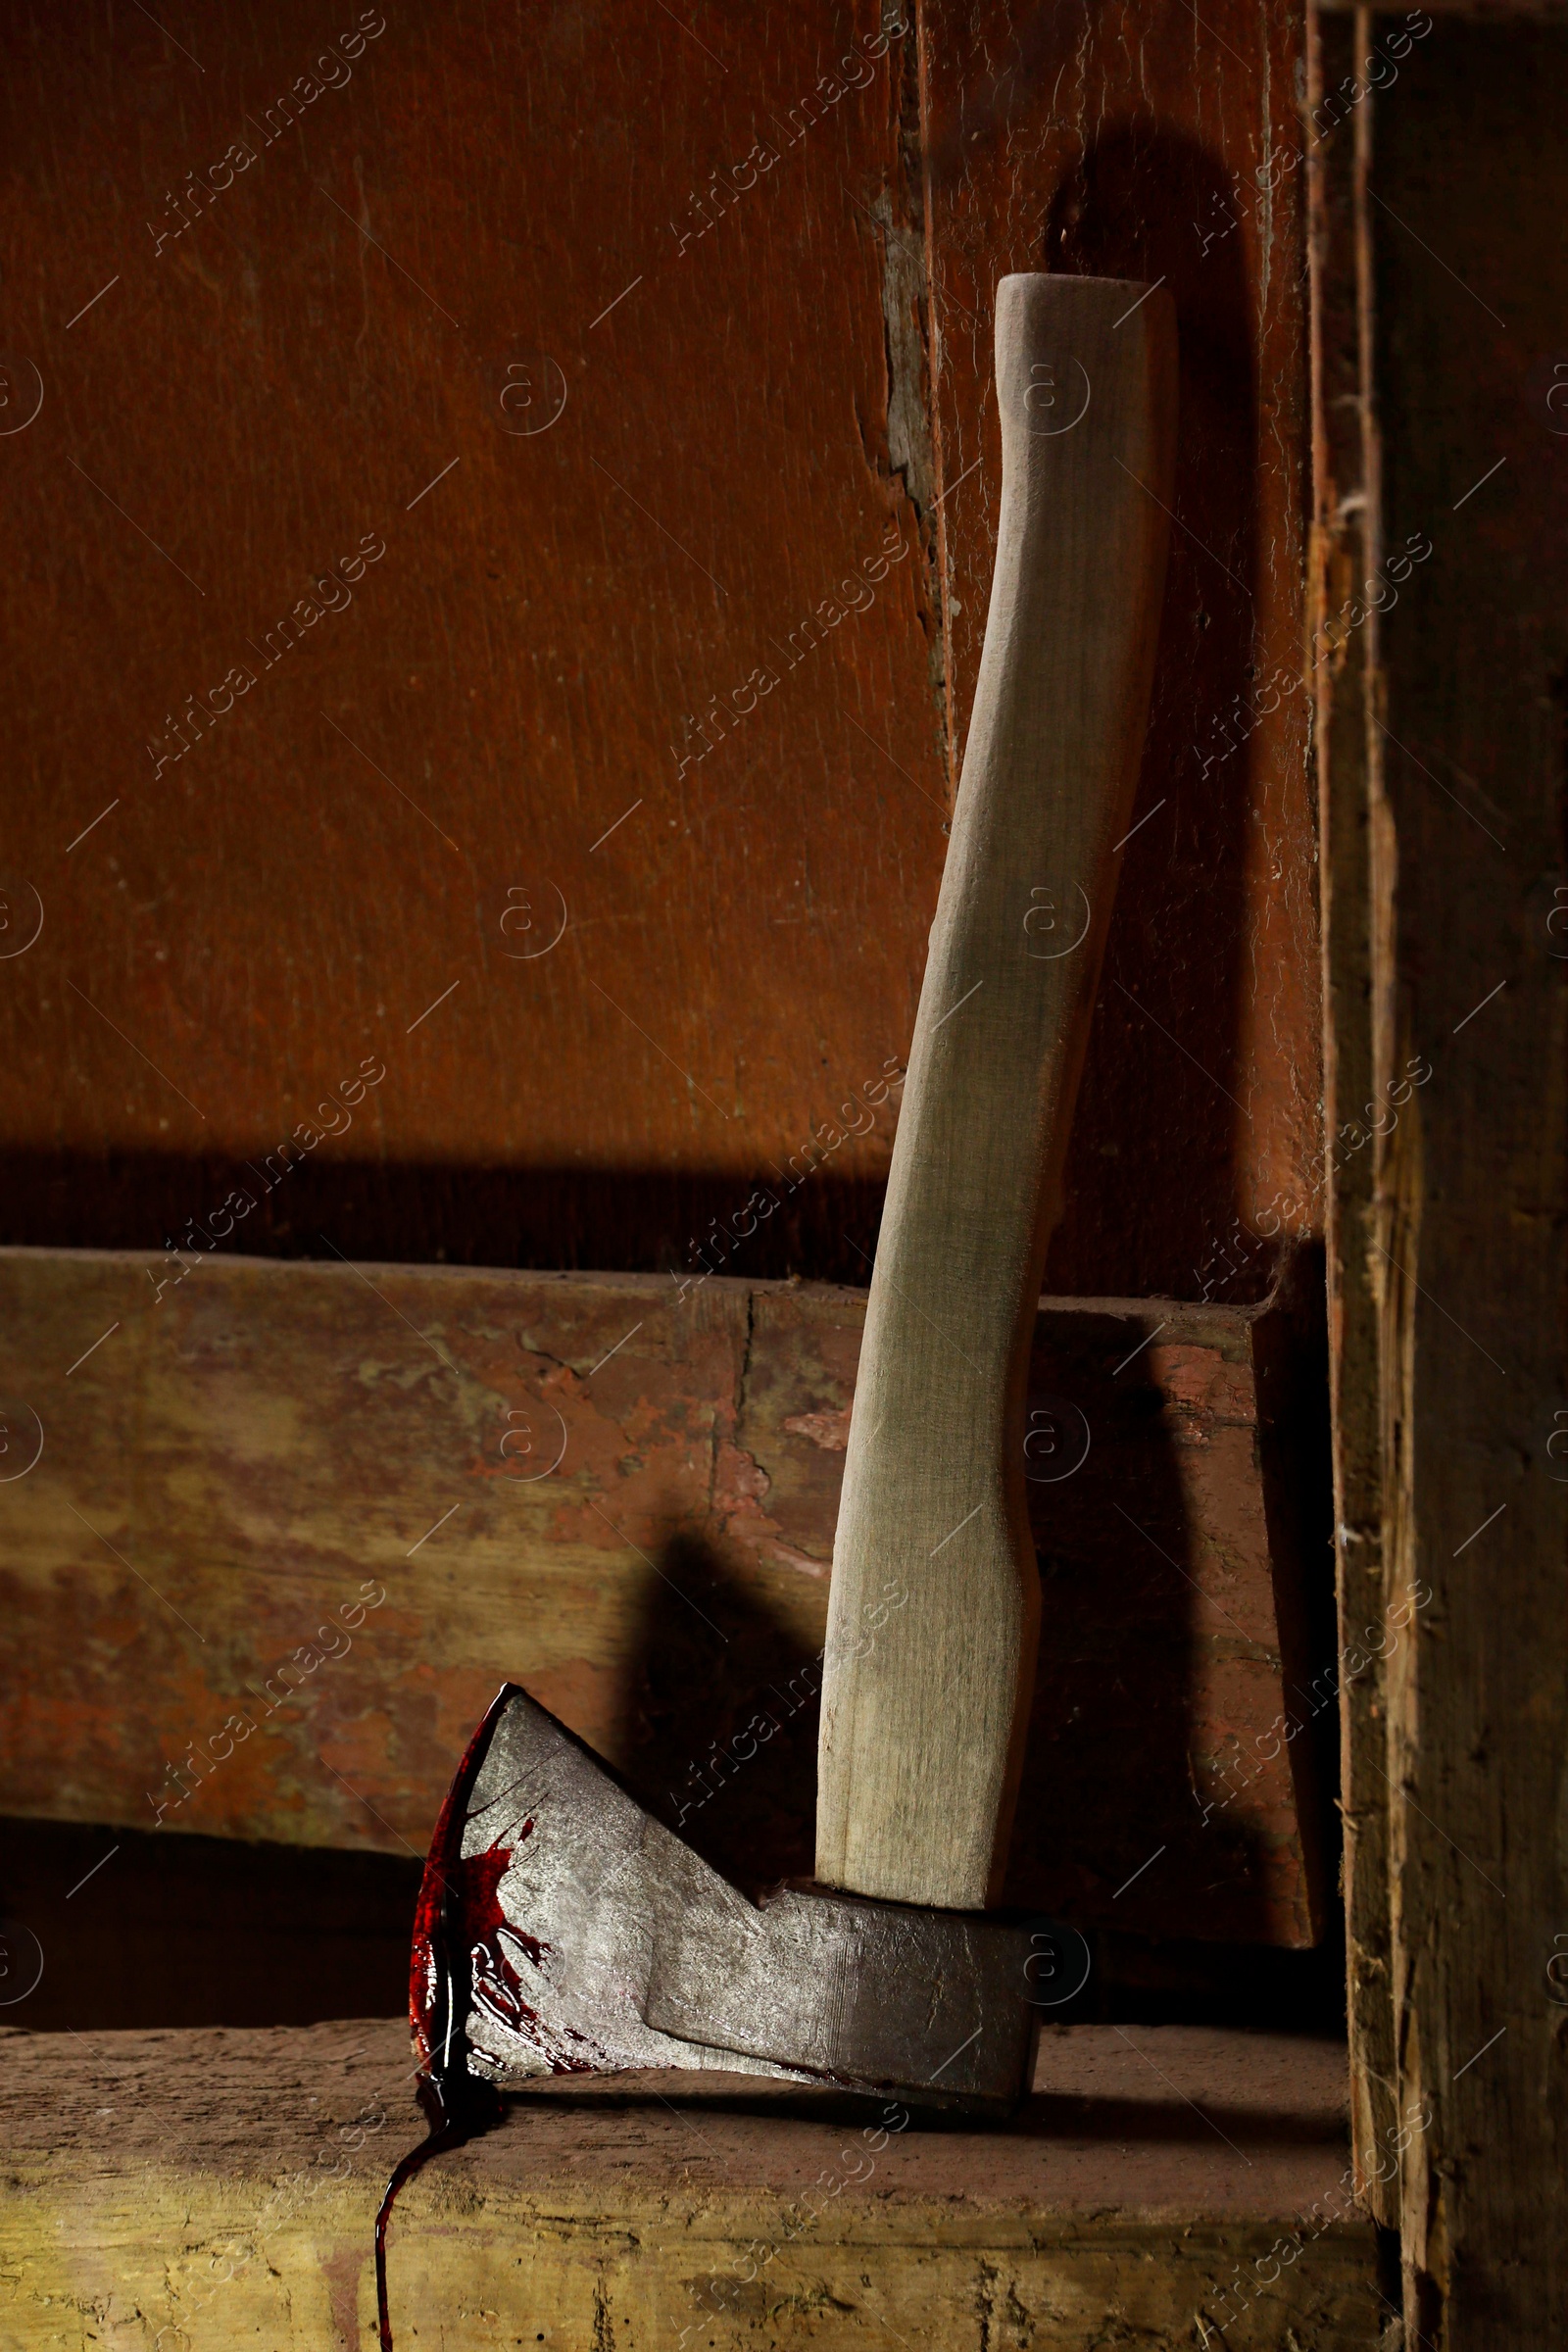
[[1306, 4, 1399, 2226], [1316, 23, 1568, 2352], [1361, 22, 1568, 2343], [0, 3, 936, 1288], [0, 2018, 1380, 2351], [0, 0, 1317, 1312], [920, 0, 1320, 1305], [0, 1245, 1327, 1944]]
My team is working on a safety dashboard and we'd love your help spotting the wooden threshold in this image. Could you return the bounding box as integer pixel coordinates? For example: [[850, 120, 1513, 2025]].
[[0, 2019, 1382, 2350]]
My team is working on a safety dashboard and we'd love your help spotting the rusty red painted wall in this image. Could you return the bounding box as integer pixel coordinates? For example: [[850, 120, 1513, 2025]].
[[0, 0, 1317, 1302], [919, 1, 1321, 1299]]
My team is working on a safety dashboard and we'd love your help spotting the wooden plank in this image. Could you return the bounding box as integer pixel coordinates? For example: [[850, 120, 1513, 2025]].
[[1306, 0, 1400, 2222], [0, 2017, 1382, 2351], [0, 1245, 1327, 1944], [1360, 20, 1568, 2340]]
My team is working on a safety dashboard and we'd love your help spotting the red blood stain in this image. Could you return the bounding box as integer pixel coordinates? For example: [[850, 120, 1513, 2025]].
[[409, 1699, 502, 2075], [389, 1696, 600, 2352]]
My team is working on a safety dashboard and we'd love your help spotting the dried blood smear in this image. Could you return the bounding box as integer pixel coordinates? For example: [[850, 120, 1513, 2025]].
[[445, 1794, 598, 2074], [467, 1850, 597, 2070], [464, 1835, 543, 2032]]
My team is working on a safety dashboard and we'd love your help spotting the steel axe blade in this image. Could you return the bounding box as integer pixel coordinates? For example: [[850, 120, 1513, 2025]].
[[411, 1683, 1048, 2105]]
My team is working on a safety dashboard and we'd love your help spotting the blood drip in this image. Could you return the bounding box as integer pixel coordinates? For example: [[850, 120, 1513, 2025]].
[[375, 1687, 515, 2352], [373, 2071, 500, 2352]]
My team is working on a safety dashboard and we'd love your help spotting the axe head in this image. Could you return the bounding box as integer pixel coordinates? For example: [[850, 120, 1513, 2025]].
[[412, 1687, 1071, 2111]]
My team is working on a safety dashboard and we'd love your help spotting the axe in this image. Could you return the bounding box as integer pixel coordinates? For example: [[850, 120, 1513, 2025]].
[[408, 273, 1175, 2121]]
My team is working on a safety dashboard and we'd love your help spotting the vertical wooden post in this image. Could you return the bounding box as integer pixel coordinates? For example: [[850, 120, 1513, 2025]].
[[1316, 9, 1568, 2338], [1308, 0, 1399, 2225]]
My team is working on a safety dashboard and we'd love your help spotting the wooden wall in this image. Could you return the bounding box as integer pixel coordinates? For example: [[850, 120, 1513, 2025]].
[[0, 0, 1317, 1304], [922, 0, 1319, 1297], [0, 0, 1334, 1998]]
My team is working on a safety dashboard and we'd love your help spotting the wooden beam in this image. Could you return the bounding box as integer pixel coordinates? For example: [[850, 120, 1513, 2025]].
[[0, 2018, 1382, 2350], [1331, 15, 1568, 2340], [1308, 0, 1400, 2224], [0, 1246, 1329, 1944]]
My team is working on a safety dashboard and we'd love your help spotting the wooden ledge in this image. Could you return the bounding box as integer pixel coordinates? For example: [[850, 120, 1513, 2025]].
[[0, 1247, 1328, 1946], [0, 2020, 1381, 2349]]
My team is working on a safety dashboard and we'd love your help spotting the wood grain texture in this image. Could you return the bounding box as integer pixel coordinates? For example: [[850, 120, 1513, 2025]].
[[917, 0, 1321, 1304], [0, 0, 1318, 1319], [0, 1246, 1325, 1944], [817, 276, 1175, 1911], [1366, 24, 1568, 2341], [0, 2017, 1380, 2351], [0, 1, 941, 1284], [1306, 3, 1399, 2225]]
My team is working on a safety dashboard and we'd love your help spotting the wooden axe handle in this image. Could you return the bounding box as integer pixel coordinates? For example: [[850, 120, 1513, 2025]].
[[815, 274, 1177, 1912]]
